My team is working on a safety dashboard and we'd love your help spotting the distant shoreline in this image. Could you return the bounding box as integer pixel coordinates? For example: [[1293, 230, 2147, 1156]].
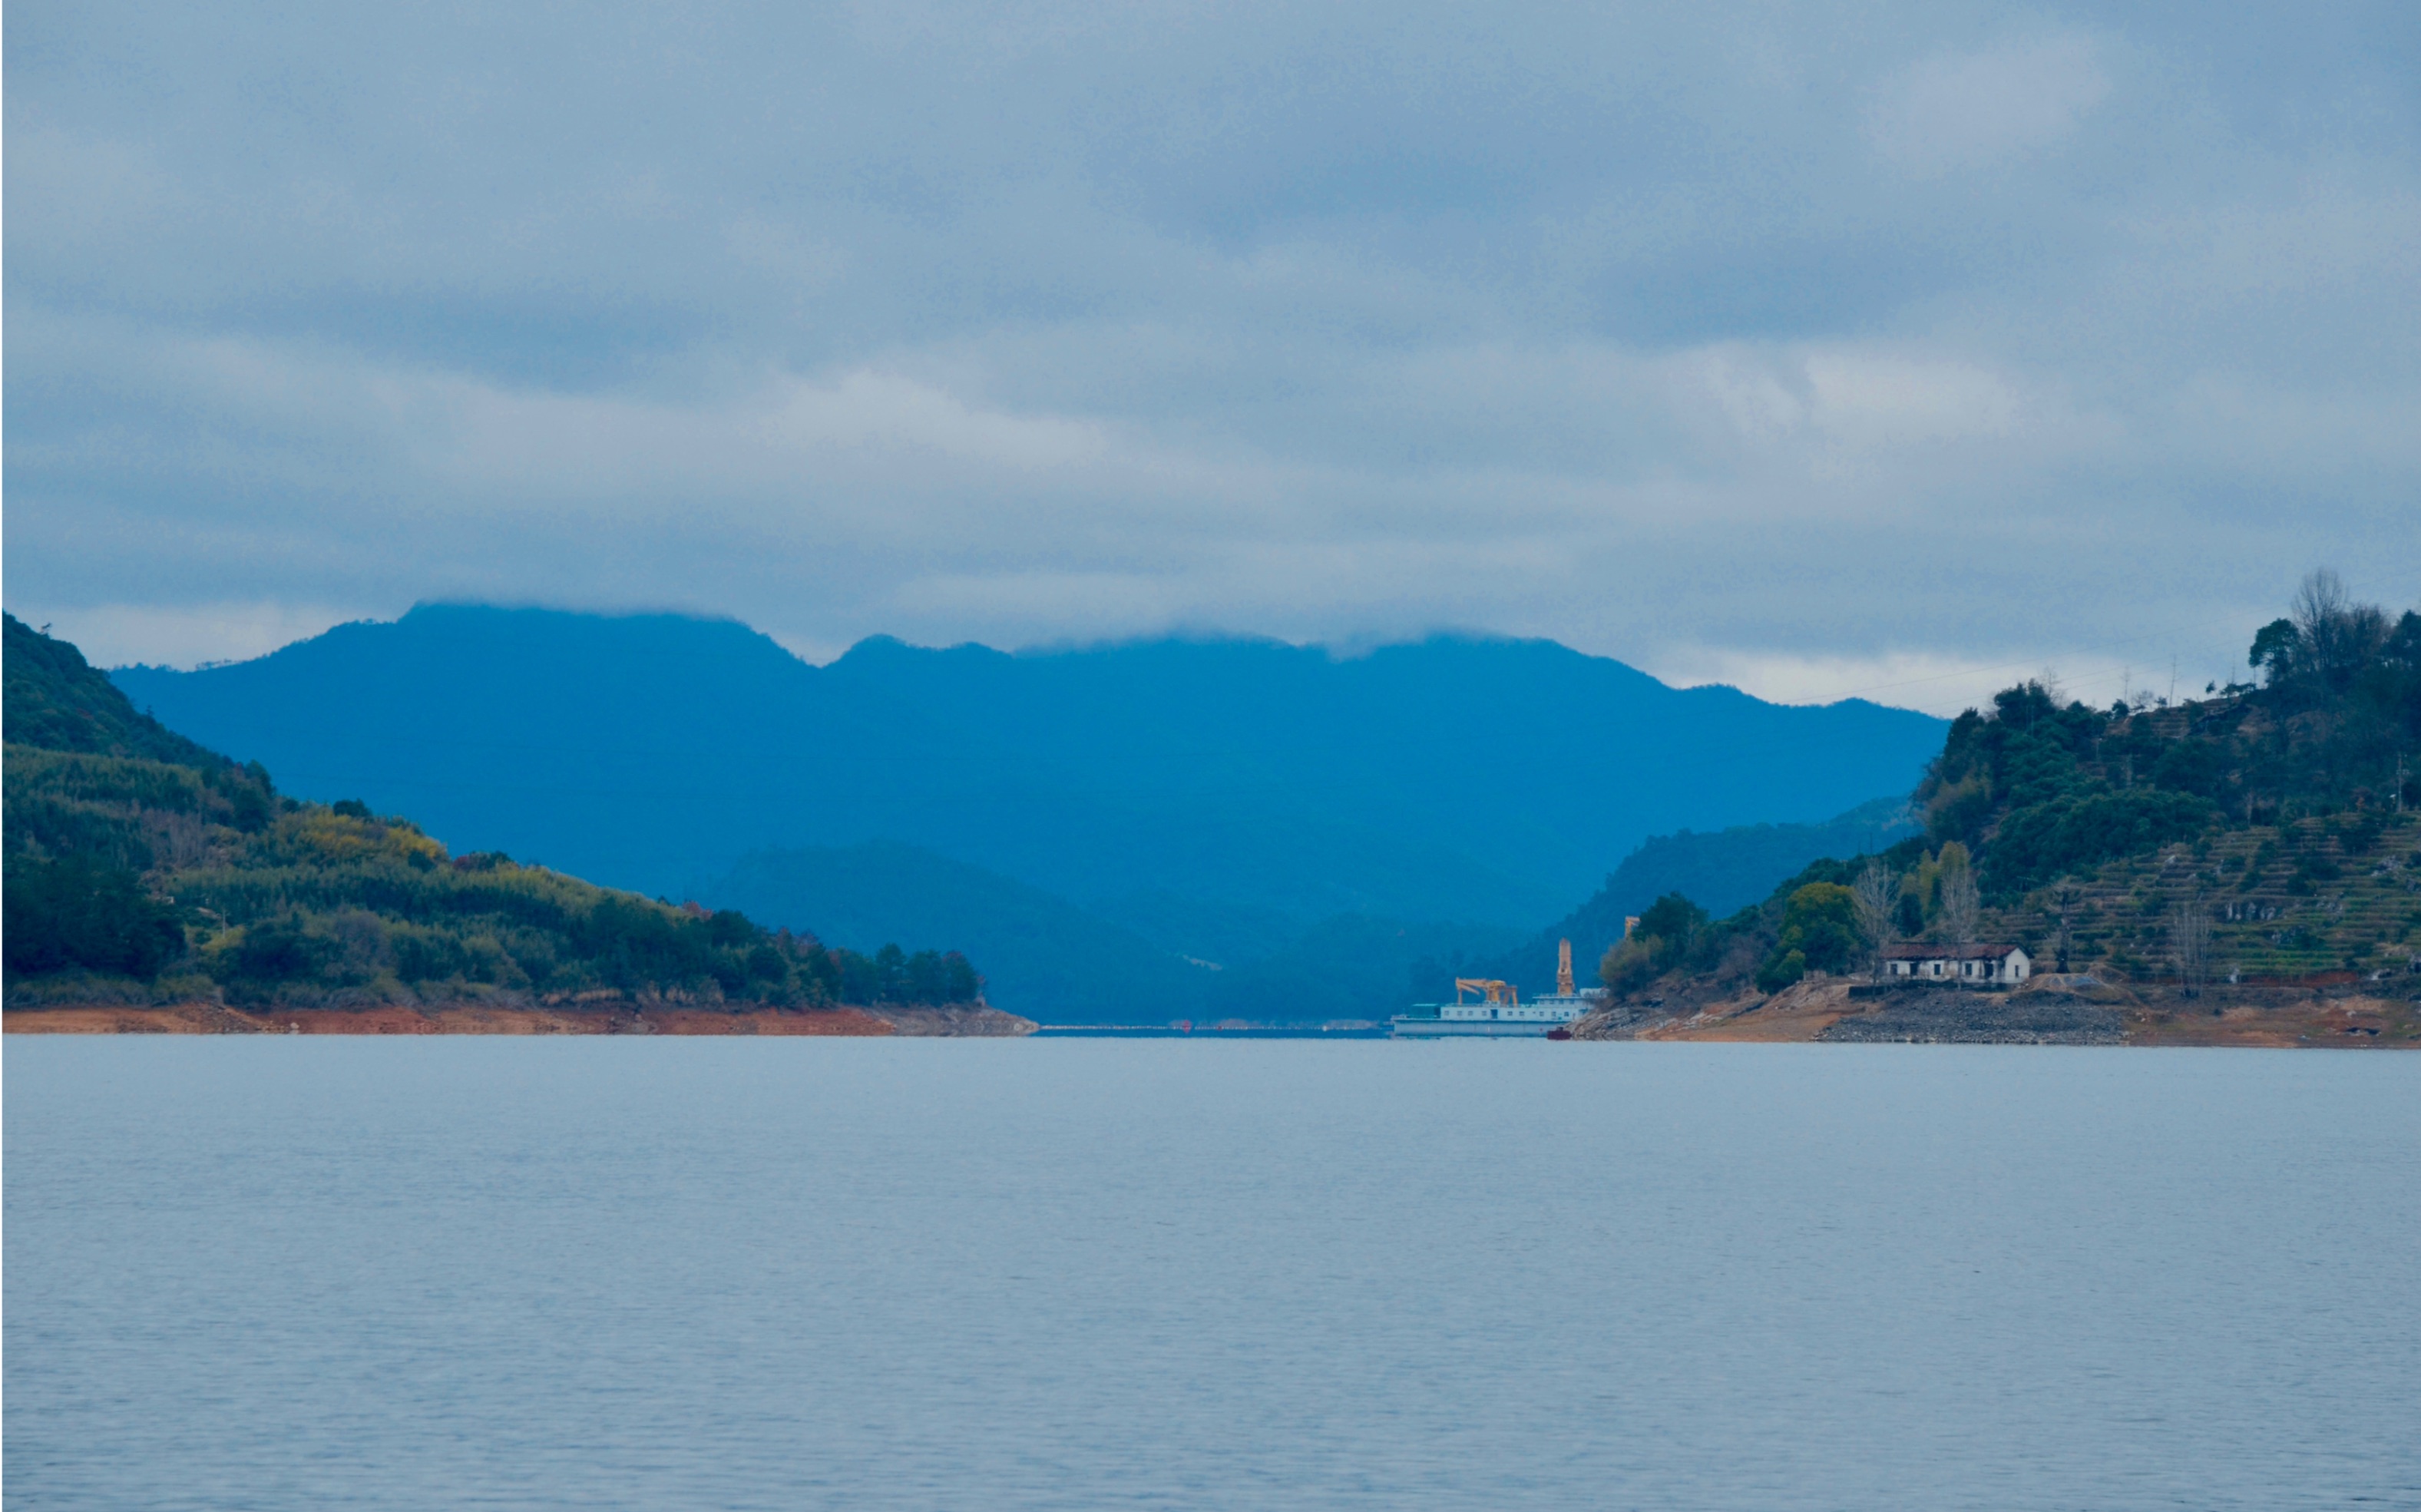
[[10, 992, 2406, 1045], [1032, 1024, 1391, 1039], [2, 1001, 1035, 1037]]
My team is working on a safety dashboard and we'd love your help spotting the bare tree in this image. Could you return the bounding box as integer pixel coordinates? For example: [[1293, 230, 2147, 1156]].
[[140, 809, 220, 872], [2049, 885, 2078, 974], [1852, 861, 1900, 982], [2291, 567, 2350, 660], [2168, 895, 2213, 998], [2294, 568, 2390, 677], [1940, 860, 1981, 988]]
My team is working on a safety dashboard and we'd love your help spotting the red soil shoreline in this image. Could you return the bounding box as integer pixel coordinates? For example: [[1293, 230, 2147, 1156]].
[[0, 1001, 1035, 1036]]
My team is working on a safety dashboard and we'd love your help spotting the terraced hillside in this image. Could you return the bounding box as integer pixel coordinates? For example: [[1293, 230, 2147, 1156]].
[[2005, 813, 2420, 984]]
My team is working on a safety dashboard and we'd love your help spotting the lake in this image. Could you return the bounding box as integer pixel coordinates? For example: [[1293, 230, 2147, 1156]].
[[6, 1040, 2416, 1510]]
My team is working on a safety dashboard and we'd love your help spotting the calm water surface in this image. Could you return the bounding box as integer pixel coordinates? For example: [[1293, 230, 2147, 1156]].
[[6, 1040, 2417, 1510]]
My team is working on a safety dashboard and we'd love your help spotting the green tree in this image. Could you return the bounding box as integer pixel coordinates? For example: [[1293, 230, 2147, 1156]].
[[938, 951, 981, 1003], [873, 943, 908, 1001], [1755, 948, 1807, 994], [1599, 892, 1707, 994], [226, 919, 332, 984], [1635, 892, 1708, 945], [2249, 617, 2300, 687], [2, 854, 187, 978], [1778, 883, 1860, 973], [1753, 882, 1860, 991]]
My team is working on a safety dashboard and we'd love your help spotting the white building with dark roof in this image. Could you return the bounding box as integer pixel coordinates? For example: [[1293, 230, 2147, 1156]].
[[1884, 943, 2031, 984]]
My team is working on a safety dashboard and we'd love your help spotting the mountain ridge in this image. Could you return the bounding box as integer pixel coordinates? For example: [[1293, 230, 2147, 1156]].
[[113, 603, 1943, 906], [108, 603, 1949, 1018]]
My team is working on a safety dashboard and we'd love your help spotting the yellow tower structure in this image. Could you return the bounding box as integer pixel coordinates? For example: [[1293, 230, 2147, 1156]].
[[1556, 938, 1576, 996]]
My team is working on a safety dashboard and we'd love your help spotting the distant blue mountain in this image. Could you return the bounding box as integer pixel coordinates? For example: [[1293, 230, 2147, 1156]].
[[114, 604, 1946, 1014]]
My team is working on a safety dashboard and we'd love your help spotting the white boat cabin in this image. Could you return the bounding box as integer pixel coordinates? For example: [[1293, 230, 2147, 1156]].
[[1432, 991, 1602, 1024]]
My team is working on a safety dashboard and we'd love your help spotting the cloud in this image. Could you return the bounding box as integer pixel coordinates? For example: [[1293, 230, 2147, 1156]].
[[1654, 648, 2218, 720], [38, 601, 361, 673], [1865, 33, 2112, 177], [5, 1, 2419, 695]]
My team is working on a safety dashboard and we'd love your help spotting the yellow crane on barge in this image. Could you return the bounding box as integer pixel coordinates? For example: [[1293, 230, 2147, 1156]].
[[1399, 939, 1603, 1037]]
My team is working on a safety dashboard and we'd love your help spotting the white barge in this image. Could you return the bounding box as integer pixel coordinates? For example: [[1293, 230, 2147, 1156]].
[[1391, 939, 1604, 1038]]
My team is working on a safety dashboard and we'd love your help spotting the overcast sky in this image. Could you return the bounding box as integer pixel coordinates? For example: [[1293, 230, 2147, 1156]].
[[7, 1, 2417, 712]]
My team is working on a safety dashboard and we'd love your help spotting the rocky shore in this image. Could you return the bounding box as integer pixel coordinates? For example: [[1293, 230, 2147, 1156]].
[[1566, 972, 2416, 1047], [2, 1000, 1036, 1037], [1815, 987, 2124, 1045]]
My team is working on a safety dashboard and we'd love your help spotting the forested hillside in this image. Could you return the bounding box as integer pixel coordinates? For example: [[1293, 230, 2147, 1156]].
[[4, 615, 980, 1012], [1597, 574, 2421, 1004], [5, 613, 242, 769]]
